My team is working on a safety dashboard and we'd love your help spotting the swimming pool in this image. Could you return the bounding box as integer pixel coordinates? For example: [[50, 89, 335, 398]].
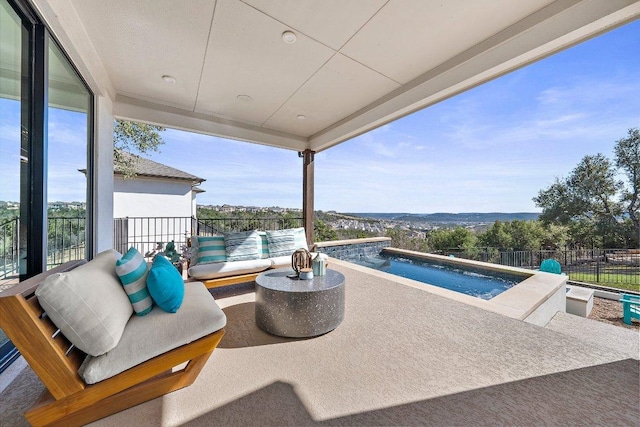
[[352, 253, 525, 300]]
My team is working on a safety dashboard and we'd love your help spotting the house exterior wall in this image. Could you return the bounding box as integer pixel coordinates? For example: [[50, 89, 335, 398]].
[[113, 177, 193, 218], [113, 176, 195, 256]]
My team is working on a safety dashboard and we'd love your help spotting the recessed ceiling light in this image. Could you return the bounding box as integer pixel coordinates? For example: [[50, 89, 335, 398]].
[[161, 75, 176, 84], [282, 30, 297, 44], [237, 95, 253, 103], [297, 115, 306, 120]]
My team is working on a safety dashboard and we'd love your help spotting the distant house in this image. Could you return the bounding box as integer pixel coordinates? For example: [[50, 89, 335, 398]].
[[113, 153, 205, 256]]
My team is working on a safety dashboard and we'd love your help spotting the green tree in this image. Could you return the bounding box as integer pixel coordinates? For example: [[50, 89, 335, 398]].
[[478, 220, 512, 250], [114, 120, 166, 178], [429, 227, 477, 252], [538, 222, 569, 250], [313, 220, 338, 242], [614, 128, 640, 245], [533, 153, 623, 247], [534, 128, 640, 248]]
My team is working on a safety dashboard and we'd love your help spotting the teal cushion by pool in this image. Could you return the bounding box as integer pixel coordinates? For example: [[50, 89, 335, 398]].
[[115, 247, 153, 316], [147, 255, 185, 313], [224, 230, 261, 262], [196, 236, 227, 265]]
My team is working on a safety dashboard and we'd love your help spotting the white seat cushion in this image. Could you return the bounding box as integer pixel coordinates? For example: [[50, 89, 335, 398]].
[[79, 282, 226, 384], [188, 258, 271, 280], [36, 249, 132, 357]]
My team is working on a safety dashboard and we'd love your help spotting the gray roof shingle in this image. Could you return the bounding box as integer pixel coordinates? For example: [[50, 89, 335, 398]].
[[115, 152, 205, 184]]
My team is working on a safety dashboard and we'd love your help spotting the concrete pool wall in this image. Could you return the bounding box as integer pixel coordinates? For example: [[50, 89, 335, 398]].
[[327, 246, 567, 326]]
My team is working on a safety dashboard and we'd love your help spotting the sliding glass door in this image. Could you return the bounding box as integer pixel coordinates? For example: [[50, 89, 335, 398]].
[[0, 0, 27, 372], [0, 0, 93, 373]]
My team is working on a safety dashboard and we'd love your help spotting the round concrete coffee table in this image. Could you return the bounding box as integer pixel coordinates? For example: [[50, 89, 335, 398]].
[[255, 268, 345, 338]]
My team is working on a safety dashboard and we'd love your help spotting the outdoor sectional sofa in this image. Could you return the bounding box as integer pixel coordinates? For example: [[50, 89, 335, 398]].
[[0, 249, 227, 426], [187, 227, 311, 288]]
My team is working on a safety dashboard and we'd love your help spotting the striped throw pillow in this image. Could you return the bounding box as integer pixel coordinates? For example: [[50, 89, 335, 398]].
[[258, 232, 270, 259], [266, 228, 308, 257], [293, 227, 308, 250], [115, 247, 153, 316], [224, 230, 260, 262], [196, 236, 227, 264]]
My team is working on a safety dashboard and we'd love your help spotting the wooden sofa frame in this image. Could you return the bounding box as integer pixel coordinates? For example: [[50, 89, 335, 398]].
[[0, 260, 225, 427], [197, 272, 261, 289]]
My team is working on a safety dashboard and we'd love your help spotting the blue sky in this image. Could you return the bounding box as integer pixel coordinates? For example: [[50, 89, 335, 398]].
[[1, 20, 639, 213]]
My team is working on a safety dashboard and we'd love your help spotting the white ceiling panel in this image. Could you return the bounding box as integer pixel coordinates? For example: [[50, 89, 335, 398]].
[[341, 0, 556, 84], [38, 0, 638, 152], [264, 53, 400, 136], [242, 0, 387, 50], [70, 0, 215, 111], [195, 0, 335, 125]]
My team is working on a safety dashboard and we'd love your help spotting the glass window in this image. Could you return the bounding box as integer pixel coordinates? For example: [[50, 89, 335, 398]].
[[0, 0, 93, 373], [0, 0, 24, 371], [46, 38, 91, 268]]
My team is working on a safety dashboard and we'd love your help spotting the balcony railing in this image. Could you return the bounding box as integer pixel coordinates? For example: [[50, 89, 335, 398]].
[[1, 216, 87, 281], [1, 217, 19, 281], [113, 216, 304, 259], [195, 217, 303, 236], [435, 248, 640, 288]]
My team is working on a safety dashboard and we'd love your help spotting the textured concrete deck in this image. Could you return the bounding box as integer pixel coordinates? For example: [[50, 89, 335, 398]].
[[545, 311, 639, 360], [1, 262, 638, 426]]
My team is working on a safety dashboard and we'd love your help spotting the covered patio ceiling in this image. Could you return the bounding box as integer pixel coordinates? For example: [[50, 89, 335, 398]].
[[33, 0, 640, 153]]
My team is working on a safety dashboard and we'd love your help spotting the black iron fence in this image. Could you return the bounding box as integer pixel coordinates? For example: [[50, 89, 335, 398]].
[[195, 217, 303, 236], [113, 217, 194, 258], [47, 217, 86, 268], [435, 248, 640, 287], [1, 216, 87, 280], [113, 216, 304, 259], [0, 217, 19, 280]]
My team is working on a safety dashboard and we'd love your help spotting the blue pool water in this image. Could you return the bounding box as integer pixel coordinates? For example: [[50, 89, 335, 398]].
[[353, 254, 524, 300]]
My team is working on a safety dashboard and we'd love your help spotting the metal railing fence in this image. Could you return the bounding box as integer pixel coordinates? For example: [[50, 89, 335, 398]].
[[195, 217, 303, 236], [435, 248, 639, 286], [113, 216, 304, 258], [1, 216, 87, 280], [1, 217, 19, 280], [47, 217, 86, 269], [113, 217, 195, 258]]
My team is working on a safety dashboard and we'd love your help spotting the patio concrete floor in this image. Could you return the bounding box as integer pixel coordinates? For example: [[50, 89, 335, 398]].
[[1, 261, 638, 426]]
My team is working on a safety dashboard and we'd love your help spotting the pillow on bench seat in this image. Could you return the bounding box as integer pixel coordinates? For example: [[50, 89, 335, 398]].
[[79, 281, 227, 384]]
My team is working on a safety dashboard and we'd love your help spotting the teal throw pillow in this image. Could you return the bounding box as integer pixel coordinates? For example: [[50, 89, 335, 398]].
[[147, 255, 185, 313], [196, 236, 227, 264], [115, 247, 153, 316], [258, 232, 270, 259]]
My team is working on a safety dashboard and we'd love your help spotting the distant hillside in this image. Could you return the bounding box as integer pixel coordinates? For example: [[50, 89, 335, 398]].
[[348, 212, 539, 223]]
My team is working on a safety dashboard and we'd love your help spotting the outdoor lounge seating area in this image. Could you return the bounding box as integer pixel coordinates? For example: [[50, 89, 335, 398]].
[[1, 260, 638, 426], [187, 227, 313, 288]]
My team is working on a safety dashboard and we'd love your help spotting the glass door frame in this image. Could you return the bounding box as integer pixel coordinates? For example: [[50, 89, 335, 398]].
[[1, 0, 95, 373]]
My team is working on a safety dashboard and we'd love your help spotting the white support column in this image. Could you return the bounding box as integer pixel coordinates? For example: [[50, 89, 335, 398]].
[[93, 95, 114, 254]]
